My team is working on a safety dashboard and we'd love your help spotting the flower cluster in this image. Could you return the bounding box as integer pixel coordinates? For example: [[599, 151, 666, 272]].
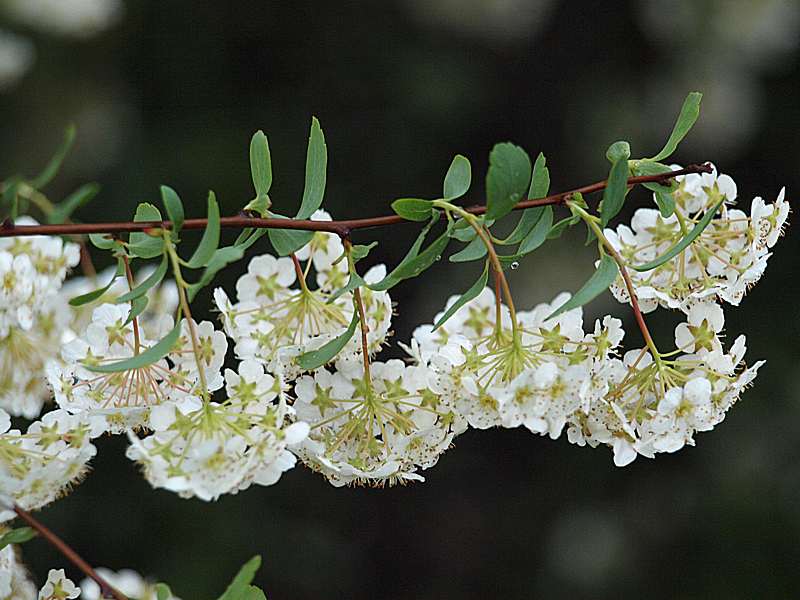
[[47, 304, 227, 433], [126, 360, 308, 500], [605, 165, 789, 312], [0, 543, 37, 599], [214, 211, 392, 377], [80, 569, 181, 600], [0, 408, 98, 521], [0, 219, 80, 417]]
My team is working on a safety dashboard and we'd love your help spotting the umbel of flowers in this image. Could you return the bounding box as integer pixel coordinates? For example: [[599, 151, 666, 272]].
[[0, 93, 790, 596]]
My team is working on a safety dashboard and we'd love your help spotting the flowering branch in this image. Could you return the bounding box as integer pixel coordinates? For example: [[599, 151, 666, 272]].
[[0, 164, 711, 239], [11, 504, 127, 600]]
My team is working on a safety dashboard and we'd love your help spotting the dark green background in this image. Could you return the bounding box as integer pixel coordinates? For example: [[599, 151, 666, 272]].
[[1, 2, 799, 598]]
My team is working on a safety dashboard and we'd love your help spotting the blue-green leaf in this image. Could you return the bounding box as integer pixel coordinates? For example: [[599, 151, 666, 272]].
[[86, 321, 181, 373], [498, 152, 550, 245], [650, 92, 703, 162], [30, 124, 75, 189], [632, 198, 723, 272], [128, 203, 165, 259], [328, 273, 366, 303], [267, 218, 314, 256], [653, 190, 676, 218], [485, 143, 532, 221], [125, 295, 148, 325], [0, 527, 37, 551], [606, 140, 631, 163], [297, 117, 327, 219], [116, 255, 168, 303], [245, 131, 272, 215], [433, 261, 489, 329], [449, 235, 486, 263], [161, 185, 184, 235], [69, 259, 124, 306], [369, 224, 451, 291], [297, 312, 359, 371], [187, 192, 220, 268], [391, 198, 434, 222], [443, 154, 471, 199], [517, 205, 552, 254], [46, 182, 100, 224], [546, 254, 619, 319], [187, 246, 244, 302], [217, 556, 262, 600], [155, 583, 174, 600], [600, 143, 632, 227]]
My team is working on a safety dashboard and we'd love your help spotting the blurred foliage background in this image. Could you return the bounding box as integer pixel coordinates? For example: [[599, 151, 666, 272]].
[[1, 1, 799, 598]]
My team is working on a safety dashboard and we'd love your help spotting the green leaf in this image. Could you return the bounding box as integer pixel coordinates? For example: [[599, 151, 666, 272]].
[[88, 233, 117, 250], [297, 312, 359, 371], [546, 254, 619, 320], [187, 192, 220, 268], [297, 117, 327, 219], [632, 198, 723, 272], [498, 152, 550, 245], [217, 556, 262, 600], [391, 198, 434, 222], [187, 245, 245, 302], [368, 218, 436, 291], [546, 215, 578, 240], [328, 273, 366, 303], [449, 235, 486, 263], [653, 190, 676, 218], [155, 583, 174, 600], [125, 295, 148, 325], [433, 261, 489, 329], [0, 527, 37, 551], [116, 255, 168, 303], [517, 205, 552, 254], [161, 185, 184, 235], [443, 154, 471, 199], [246, 131, 272, 215], [349, 242, 377, 263], [86, 321, 181, 373], [242, 587, 267, 600], [69, 259, 124, 306], [46, 182, 100, 224], [267, 221, 314, 256], [600, 144, 632, 227], [650, 92, 703, 162], [128, 203, 165, 259], [369, 223, 451, 291], [606, 140, 631, 163], [1, 177, 21, 219], [30, 124, 75, 189], [485, 142, 532, 221]]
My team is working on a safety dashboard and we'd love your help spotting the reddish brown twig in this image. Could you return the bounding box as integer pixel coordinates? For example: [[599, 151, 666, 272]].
[[0, 164, 711, 239], [12, 505, 128, 600]]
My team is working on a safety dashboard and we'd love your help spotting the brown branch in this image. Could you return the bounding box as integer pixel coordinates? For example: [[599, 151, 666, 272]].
[[12, 505, 128, 600], [0, 164, 712, 239]]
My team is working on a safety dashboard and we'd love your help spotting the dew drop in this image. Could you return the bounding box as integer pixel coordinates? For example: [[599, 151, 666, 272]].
[[435, 255, 442, 261], [510, 261, 519, 270]]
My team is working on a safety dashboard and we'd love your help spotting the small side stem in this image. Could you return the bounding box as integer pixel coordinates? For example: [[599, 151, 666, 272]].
[[291, 253, 310, 293], [165, 236, 209, 400], [343, 239, 371, 384], [11, 504, 128, 600], [569, 201, 662, 364], [122, 255, 141, 354]]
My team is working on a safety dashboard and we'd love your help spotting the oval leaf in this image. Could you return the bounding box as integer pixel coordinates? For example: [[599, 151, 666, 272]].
[[632, 198, 723, 272], [546, 254, 619, 320], [449, 235, 486, 263], [443, 154, 471, 199], [161, 185, 184, 235], [391, 198, 434, 222], [129, 203, 165, 259], [249, 131, 272, 202], [485, 142, 532, 221]]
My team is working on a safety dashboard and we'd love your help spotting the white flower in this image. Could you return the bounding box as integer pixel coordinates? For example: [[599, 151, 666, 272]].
[[0, 544, 37, 599], [38, 569, 79, 599], [126, 362, 306, 500], [292, 359, 460, 486], [0, 408, 99, 521]]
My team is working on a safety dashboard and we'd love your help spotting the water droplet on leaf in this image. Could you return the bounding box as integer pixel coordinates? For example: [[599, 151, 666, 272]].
[[510, 261, 519, 270]]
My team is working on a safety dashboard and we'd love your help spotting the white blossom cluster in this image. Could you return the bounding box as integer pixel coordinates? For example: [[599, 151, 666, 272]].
[[80, 568, 181, 600], [0, 544, 37, 599], [605, 165, 789, 312], [0, 219, 80, 418], [0, 408, 98, 521], [214, 211, 392, 377]]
